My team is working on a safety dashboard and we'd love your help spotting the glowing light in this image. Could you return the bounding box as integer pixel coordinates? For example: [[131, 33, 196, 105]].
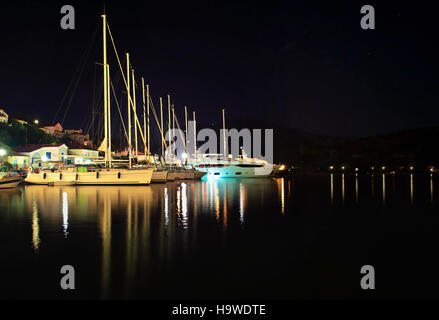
[[164, 188, 168, 229], [42, 155, 48, 162], [62, 192, 69, 238], [32, 200, 40, 252], [281, 178, 285, 214], [355, 168, 359, 172], [181, 152, 187, 160], [181, 183, 188, 228], [409, 166, 414, 171], [381, 166, 386, 170], [410, 174, 414, 205], [34, 119, 39, 125], [239, 183, 245, 224], [0, 149, 6, 156], [329, 166, 334, 170], [341, 166, 345, 170], [430, 167, 435, 172], [341, 173, 345, 203], [371, 166, 375, 170], [279, 164, 286, 171]]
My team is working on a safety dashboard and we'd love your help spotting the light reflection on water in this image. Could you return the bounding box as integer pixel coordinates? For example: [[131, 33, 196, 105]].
[[1, 174, 438, 299]]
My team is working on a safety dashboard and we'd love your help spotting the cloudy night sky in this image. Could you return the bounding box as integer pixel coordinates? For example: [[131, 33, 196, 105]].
[[0, 1, 437, 137]]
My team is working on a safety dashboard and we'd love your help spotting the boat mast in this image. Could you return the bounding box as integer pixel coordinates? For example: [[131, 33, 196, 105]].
[[126, 52, 132, 169], [132, 69, 138, 165], [107, 64, 112, 167], [146, 84, 150, 156], [167, 95, 171, 160], [222, 108, 226, 157], [172, 104, 175, 161], [141, 77, 147, 160], [160, 97, 164, 159], [193, 111, 197, 156], [101, 14, 109, 168], [184, 106, 188, 152]]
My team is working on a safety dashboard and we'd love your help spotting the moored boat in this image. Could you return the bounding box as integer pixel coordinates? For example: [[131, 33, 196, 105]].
[[0, 173, 22, 189]]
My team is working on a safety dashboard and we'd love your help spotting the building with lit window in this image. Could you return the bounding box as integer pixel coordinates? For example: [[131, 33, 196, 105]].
[[8, 144, 68, 168]]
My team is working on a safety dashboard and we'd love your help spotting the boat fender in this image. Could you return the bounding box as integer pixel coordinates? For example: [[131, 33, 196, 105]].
[[60, 173, 62, 180], [43, 173, 47, 179], [96, 172, 99, 179], [118, 172, 121, 179]]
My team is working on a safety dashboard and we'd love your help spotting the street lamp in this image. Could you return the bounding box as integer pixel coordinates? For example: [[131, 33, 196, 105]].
[[0, 149, 6, 157], [34, 119, 39, 125]]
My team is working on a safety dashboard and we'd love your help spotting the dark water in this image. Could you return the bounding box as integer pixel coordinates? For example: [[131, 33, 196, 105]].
[[1, 173, 439, 299]]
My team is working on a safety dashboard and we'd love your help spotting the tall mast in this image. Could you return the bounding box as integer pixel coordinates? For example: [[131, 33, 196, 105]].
[[184, 106, 188, 152], [222, 108, 226, 157], [167, 95, 171, 160], [146, 84, 150, 155], [141, 77, 147, 159], [132, 69, 138, 166], [126, 52, 132, 169], [107, 64, 112, 167], [172, 104, 175, 160], [101, 14, 109, 167], [160, 97, 164, 159], [193, 111, 197, 156]]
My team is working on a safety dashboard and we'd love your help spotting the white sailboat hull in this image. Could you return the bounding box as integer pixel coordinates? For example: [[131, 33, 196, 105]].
[[0, 177, 22, 189], [25, 169, 153, 185], [196, 164, 273, 178], [151, 170, 168, 183]]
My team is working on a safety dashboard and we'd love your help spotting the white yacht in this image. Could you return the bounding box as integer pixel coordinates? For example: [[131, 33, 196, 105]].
[[193, 150, 273, 178]]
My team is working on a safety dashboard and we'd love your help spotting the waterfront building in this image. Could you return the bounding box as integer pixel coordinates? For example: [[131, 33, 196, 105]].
[[8, 144, 68, 168], [0, 109, 8, 124]]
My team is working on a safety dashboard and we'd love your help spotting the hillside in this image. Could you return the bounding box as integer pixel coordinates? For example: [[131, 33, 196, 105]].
[[200, 118, 439, 171]]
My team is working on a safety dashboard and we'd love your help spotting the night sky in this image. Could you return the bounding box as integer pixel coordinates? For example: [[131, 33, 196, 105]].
[[0, 1, 437, 137]]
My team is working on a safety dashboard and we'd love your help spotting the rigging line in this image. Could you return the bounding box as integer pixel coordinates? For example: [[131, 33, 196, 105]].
[[84, 63, 98, 134], [81, 61, 99, 132], [53, 22, 99, 125], [85, 62, 105, 137], [106, 22, 150, 155], [110, 79, 129, 146], [60, 26, 99, 127], [172, 107, 190, 158], [148, 95, 168, 149]]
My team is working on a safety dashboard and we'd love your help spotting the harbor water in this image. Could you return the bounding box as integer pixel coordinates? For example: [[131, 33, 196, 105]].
[[1, 174, 439, 299]]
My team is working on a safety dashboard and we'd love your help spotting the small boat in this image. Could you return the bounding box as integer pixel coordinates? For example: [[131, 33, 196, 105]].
[[0, 173, 22, 189], [151, 170, 168, 183]]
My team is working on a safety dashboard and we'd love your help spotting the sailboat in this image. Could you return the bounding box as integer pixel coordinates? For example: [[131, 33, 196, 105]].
[[26, 14, 153, 185]]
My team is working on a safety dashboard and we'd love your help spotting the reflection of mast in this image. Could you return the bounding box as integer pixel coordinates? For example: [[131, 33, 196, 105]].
[[32, 200, 40, 252], [99, 191, 111, 299], [62, 192, 69, 237]]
